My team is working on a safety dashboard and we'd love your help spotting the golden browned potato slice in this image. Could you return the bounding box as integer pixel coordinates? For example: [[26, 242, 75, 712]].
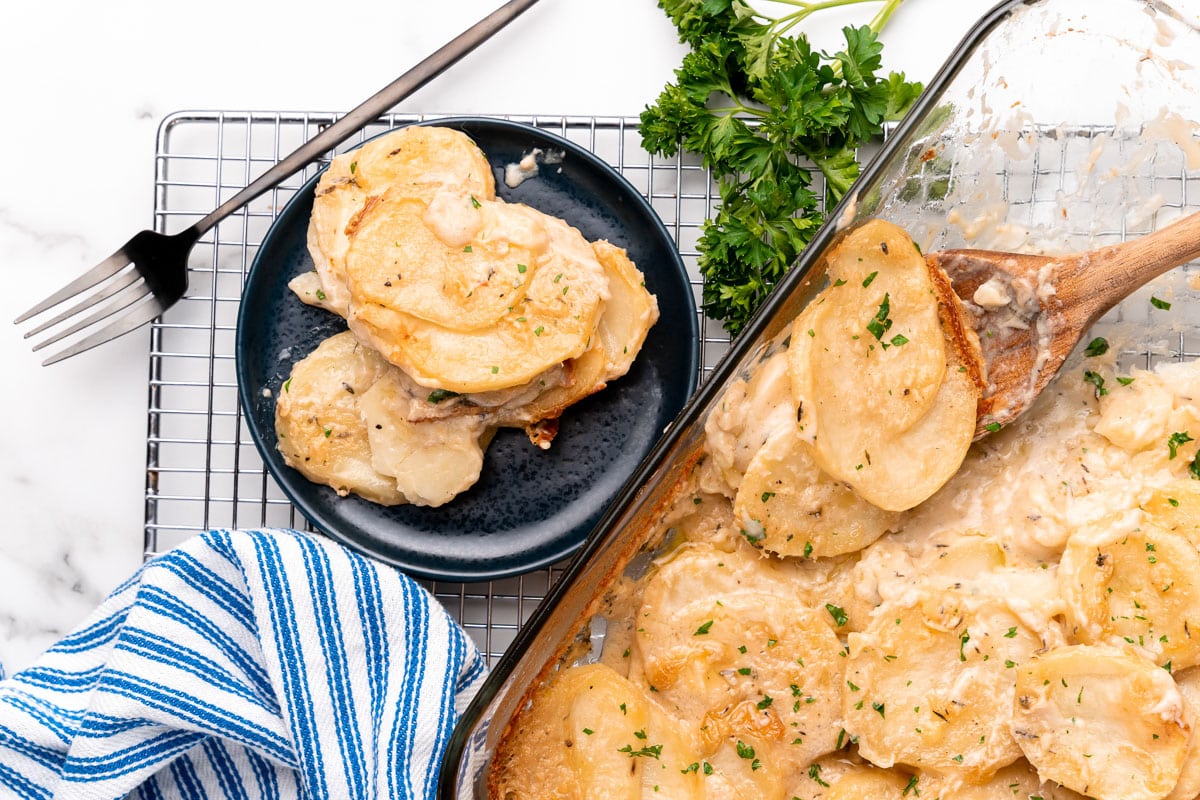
[[357, 373, 490, 507], [792, 297, 977, 512], [793, 221, 949, 433], [490, 662, 652, 800], [589, 240, 660, 381], [1012, 643, 1191, 800], [274, 331, 403, 505], [490, 662, 704, 800], [1168, 668, 1200, 800], [823, 766, 914, 799], [490, 340, 608, 448], [787, 219, 980, 512], [346, 210, 608, 394], [843, 591, 1042, 780], [275, 331, 495, 507], [1144, 480, 1200, 545], [1059, 521, 1200, 670], [343, 193, 550, 332], [487, 240, 659, 446], [305, 126, 496, 316], [634, 547, 845, 770], [922, 759, 1088, 799], [732, 423, 900, 558]]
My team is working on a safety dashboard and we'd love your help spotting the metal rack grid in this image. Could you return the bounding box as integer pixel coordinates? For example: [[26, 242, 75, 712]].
[[143, 112, 731, 664]]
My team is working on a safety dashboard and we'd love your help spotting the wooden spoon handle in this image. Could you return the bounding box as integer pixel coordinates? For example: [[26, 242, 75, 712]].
[[1061, 209, 1200, 323]]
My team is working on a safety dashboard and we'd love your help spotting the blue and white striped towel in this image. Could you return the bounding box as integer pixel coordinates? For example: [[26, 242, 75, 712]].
[[0, 528, 488, 799]]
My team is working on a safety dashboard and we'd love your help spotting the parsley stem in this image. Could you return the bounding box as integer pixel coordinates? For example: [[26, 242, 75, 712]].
[[760, 0, 904, 62], [868, 0, 907, 33]]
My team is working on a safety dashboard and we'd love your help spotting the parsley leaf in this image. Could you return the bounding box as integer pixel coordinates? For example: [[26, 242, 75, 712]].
[[641, 0, 920, 334], [1168, 432, 1194, 460]]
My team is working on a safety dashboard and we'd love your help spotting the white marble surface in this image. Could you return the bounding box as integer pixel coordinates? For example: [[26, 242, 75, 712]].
[[0, 0, 996, 674]]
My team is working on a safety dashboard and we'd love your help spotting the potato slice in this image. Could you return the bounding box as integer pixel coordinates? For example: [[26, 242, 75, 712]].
[[732, 423, 899, 558], [922, 759, 1088, 799], [1059, 522, 1200, 670], [824, 766, 914, 800], [787, 219, 979, 511], [634, 546, 845, 768], [347, 211, 608, 393], [590, 239, 660, 381], [1144, 480, 1200, 545], [843, 592, 1042, 780], [490, 662, 652, 800], [357, 372, 491, 507], [1012, 643, 1190, 800], [306, 126, 496, 317], [344, 192, 549, 332], [274, 331, 403, 505], [1168, 668, 1200, 800], [489, 240, 660, 442], [792, 220, 949, 434]]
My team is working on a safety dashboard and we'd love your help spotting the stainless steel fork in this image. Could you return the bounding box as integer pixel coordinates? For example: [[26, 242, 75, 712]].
[[15, 0, 541, 366]]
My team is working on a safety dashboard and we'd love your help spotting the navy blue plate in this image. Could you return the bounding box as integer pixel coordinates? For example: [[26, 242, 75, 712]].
[[235, 117, 698, 582]]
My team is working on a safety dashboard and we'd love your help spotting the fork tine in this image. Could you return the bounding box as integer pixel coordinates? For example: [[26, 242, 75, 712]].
[[30, 279, 150, 351], [39, 294, 170, 366], [14, 247, 130, 324], [22, 267, 143, 338]]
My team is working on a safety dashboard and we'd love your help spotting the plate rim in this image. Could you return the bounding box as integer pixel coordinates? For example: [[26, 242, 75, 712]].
[[234, 115, 699, 581]]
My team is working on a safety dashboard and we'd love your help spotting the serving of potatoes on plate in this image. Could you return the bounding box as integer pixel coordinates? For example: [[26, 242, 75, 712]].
[[491, 215, 1200, 800], [274, 125, 659, 507]]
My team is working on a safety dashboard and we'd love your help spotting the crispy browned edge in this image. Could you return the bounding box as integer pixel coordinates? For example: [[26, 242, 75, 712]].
[[927, 255, 988, 408], [485, 444, 706, 798]]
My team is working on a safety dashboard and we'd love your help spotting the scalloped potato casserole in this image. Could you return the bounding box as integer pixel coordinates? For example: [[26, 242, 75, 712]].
[[274, 126, 659, 507], [491, 220, 1200, 800]]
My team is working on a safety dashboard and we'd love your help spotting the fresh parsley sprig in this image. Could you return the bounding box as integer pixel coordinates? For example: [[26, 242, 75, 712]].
[[640, 0, 922, 334]]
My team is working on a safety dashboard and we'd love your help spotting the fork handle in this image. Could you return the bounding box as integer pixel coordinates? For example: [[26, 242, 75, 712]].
[[192, 0, 542, 237]]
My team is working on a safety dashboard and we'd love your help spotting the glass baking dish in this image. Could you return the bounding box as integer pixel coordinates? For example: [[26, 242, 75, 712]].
[[438, 0, 1200, 795]]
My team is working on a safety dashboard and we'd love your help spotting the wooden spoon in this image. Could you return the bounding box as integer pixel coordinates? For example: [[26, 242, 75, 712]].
[[928, 210, 1200, 439]]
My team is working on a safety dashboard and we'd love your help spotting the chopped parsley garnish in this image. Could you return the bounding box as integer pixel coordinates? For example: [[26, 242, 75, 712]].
[[866, 292, 893, 342], [862, 270, 879, 288], [694, 620, 714, 635], [619, 742, 663, 759], [427, 389, 461, 404], [639, 7, 921, 334], [1151, 296, 1172, 310], [1083, 369, 1108, 397], [1168, 431, 1193, 460], [1084, 336, 1109, 357], [826, 603, 849, 627]]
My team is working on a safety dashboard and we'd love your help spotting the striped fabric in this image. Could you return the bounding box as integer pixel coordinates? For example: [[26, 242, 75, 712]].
[[0, 528, 487, 799]]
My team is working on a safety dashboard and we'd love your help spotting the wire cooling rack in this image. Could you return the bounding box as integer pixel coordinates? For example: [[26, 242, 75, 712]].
[[143, 112, 734, 664]]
